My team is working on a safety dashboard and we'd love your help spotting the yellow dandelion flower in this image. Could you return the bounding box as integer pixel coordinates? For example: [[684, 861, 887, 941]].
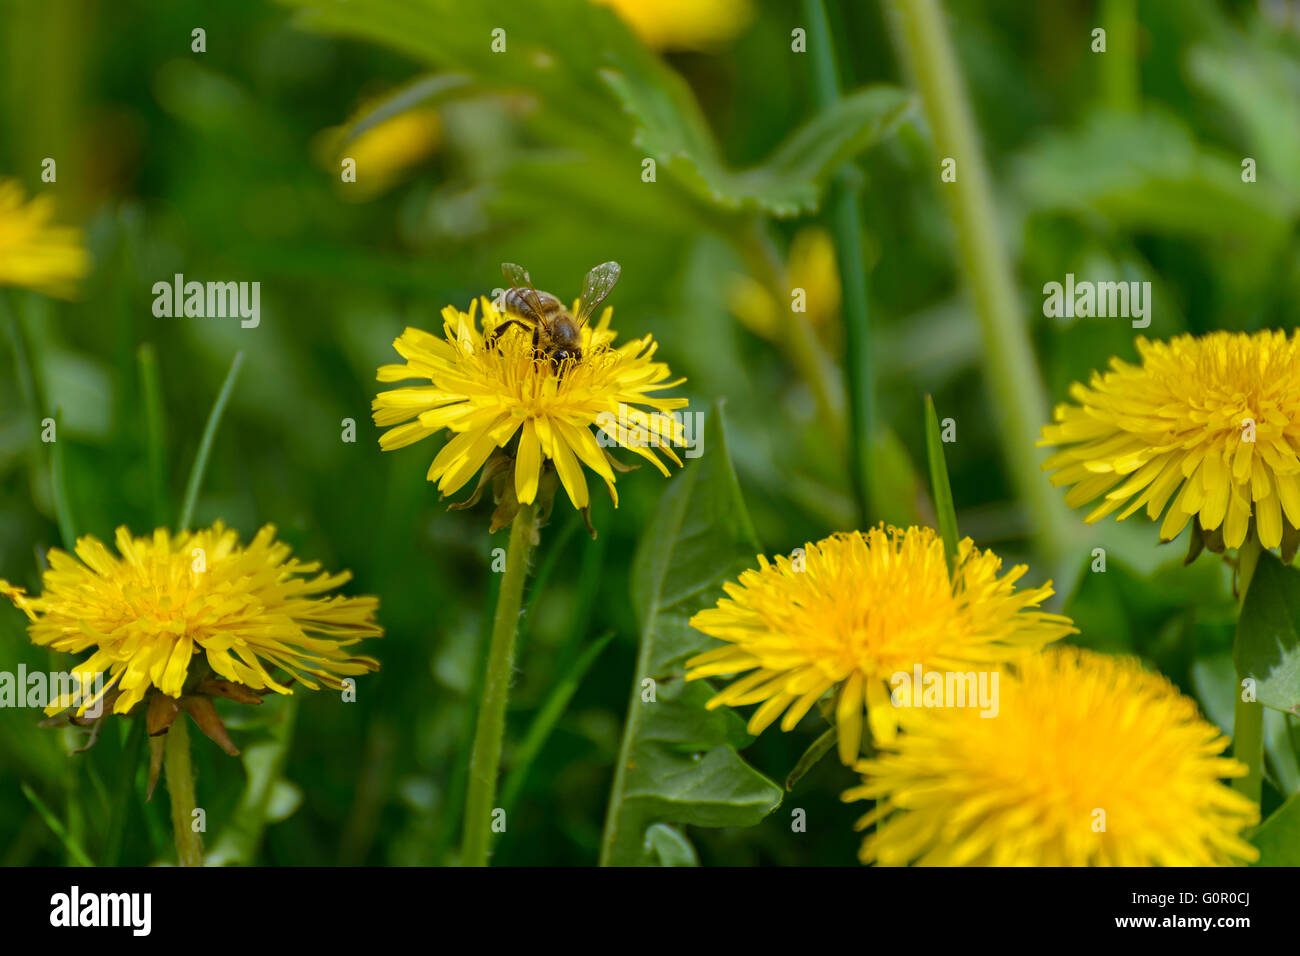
[[0, 523, 381, 719], [593, 0, 753, 50], [844, 647, 1261, 866], [1041, 330, 1300, 551], [372, 296, 688, 529], [728, 226, 841, 342], [684, 526, 1075, 763], [0, 178, 90, 298]]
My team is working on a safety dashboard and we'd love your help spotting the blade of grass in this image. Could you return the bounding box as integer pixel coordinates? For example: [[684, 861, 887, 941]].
[[500, 631, 614, 816], [101, 718, 145, 866], [784, 724, 838, 792], [177, 352, 245, 531], [137, 344, 169, 527], [21, 782, 94, 867], [49, 409, 77, 550], [925, 395, 960, 572]]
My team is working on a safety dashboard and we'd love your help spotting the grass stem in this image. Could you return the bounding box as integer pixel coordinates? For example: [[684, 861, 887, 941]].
[[177, 352, 244, 532]]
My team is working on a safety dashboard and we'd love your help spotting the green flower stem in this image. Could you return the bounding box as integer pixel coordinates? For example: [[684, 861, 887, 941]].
[[805, 0, 875, 520], [1100, 0, 1140, 111], [461, 500, 536, 867], [163, 717, 204, 866], [1232, 534, 1264, 804], [884, 0, 1071, 569]]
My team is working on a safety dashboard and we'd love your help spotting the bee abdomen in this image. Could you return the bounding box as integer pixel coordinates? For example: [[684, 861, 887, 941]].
[[502, 288, 564, 322]]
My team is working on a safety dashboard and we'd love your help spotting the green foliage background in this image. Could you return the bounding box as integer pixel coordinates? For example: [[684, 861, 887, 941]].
[[1, 0, 1298, 865]]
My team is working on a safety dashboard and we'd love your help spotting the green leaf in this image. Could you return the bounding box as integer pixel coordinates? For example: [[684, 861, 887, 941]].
[[1235, 551, 1300, 717], [1251, 792, 1300, 865], [643, 823, 699, 866], [924, 395, 959, 571], [280, 0, 911, 219], [603, 73, 914, 217], [600, 401, 781, 866]]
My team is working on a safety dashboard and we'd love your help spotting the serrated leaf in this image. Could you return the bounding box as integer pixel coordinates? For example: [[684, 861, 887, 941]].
[[600, 401, 781, 866], [280, 0, 911, 219], [1235, 551, 1300, 717], [602, 71, 913, 217], [1251, 792, 1300, 865]]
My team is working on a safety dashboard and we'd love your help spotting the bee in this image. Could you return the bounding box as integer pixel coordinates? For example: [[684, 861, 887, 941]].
[[489, 260, 621, 370]]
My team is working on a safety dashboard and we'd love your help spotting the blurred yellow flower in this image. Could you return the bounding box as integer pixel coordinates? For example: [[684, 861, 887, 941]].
[[1041, 330, 1300, 551], [594, 0, 752, 50], [0, 523, 381, 718], [684, 526, 1074, 763], [319, 106, 442, 200], [0, 178, 90, 298], [728, 227, 841, 342], [844, 646, 1260, 866], [373, 297, 688, 531]]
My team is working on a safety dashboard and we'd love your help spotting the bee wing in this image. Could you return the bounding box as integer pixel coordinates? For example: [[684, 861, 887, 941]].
[[575, 261, 621, 326], [501, 262, 545, 321]]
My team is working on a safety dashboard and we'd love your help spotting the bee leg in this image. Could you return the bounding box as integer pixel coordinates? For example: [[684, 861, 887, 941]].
[[486, 319, 528, 350]]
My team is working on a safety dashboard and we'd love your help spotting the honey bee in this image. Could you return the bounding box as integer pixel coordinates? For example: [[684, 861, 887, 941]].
[[489, 261, 621, 370]]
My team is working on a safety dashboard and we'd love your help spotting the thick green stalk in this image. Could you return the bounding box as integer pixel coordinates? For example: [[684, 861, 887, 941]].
[[884, 0, 1070, 568], [163, 718, 203, 866], [461, 501, 536, 866], [1100, 0, 1140, 111], [1232, 535, 1264, 804]]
